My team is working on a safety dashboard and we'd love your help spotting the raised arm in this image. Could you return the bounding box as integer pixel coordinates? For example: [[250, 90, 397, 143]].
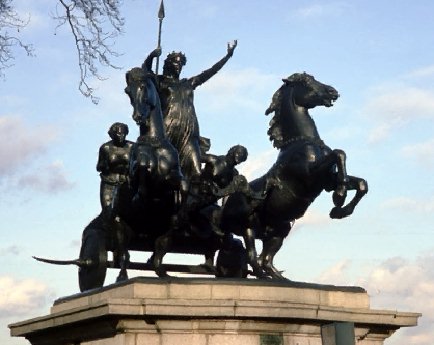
[[142, 48, 162, 73], [189, 40, 237, 89]]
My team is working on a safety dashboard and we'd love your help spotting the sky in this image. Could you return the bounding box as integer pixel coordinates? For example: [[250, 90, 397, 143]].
[[1, 1, 433, 344]]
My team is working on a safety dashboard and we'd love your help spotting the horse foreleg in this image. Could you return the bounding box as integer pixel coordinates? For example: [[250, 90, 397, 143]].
[[316, 149, 348, 207], [330, 176, 368, 219], [332, 149, 348, 184], [115, 251, 130, 283], [203, 251, 216, 268], [153, 231, 173, 277], [310, 148, 348, 186], [260, 236, 288, 280], [243, 228, 266, 278], [332, 149, 350, 206]]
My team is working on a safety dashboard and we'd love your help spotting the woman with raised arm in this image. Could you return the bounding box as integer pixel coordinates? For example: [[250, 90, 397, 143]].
[[143, 41, 237, 178]]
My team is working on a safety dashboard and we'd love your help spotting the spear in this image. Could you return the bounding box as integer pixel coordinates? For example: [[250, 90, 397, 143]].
[[155, 0, 165, 75]]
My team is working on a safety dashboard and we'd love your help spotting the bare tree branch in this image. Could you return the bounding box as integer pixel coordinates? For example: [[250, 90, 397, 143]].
[[0, 0, 33, 77], [54, 0, 125, 104]]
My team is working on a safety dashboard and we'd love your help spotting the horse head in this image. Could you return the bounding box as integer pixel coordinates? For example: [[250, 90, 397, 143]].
[[283, 72, 339, 109], [265, 72, 340, 148], [125, 67, 158, 126]]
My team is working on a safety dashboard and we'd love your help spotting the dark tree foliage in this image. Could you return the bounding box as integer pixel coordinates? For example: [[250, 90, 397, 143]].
[[0, 0, 33, 77], [0, 0, 125, 104]]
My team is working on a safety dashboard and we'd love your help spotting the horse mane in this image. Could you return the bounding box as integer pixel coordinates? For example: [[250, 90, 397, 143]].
[[265, 84, 292, 149]]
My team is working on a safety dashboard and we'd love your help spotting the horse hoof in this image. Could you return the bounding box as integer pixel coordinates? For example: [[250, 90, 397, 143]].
[[252, 267, 268, 279], [116, 272, 128, 283], [200, 263, 215, 273], [330, 207, 343, 219], [256, 274, 270, 280], [264, 266, 287, 280], [156, 269, 170, 278], [330, 206, 352, 219]]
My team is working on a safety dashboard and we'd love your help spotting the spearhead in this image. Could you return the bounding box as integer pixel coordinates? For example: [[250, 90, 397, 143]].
[[156, 0, 165, 74], [158, 0, 165, 20]]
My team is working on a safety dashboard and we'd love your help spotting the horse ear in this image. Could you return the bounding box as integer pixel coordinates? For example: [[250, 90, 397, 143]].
[[265, 105, 274, 115], [283, 73, 304, 86], [265, 88, 282, 115], [125, 70, 135, 97], [282, 75, 297, 86], [125, 71, 131, 85], [124, 72, 132, 97]]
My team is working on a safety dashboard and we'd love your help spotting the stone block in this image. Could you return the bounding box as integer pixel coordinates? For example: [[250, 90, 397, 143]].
[[208, 334, 257, 345], [9, 278, 420, 345], [160, 333, 207, 345], [136, 334, 161, 345]]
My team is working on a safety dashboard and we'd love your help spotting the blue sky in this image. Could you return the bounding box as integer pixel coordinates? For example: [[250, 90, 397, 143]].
[[1, 1, 434, 344]]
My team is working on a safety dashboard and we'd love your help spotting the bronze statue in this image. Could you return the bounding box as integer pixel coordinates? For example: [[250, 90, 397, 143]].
[[96, 122, 134, 283], [32, 4, 368, 290], [97, 122, 133, 223], [201, 145, 248, 190], [143, 41, 237, 178], [151, 144, 254, 277], [33, 71, 368, 289], [220, 73, 368, 279], [178, 145, 249, 236]]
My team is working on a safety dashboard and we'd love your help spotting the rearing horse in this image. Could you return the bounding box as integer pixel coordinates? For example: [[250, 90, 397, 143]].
[[220, 72, 368, 279], [124, 67, 183, 197]]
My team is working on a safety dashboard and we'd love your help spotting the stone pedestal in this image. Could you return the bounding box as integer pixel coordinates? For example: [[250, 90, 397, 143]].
[[9, 277, 420, 345]]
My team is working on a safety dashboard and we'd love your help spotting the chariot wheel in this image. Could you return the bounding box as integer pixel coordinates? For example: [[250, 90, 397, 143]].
[[78, 227, 107, 292], [216, 238, 248, 278]]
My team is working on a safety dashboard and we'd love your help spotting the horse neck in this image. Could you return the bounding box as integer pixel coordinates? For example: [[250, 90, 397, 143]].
[[142, 80, 166, 140], [147, 103, 166, 139], [281, 87, 321, 141]]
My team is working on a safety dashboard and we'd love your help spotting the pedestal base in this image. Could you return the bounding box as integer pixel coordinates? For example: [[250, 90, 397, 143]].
[[9, 277, 420, 345]]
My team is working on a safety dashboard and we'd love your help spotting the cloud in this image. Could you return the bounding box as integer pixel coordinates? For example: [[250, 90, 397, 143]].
[[17, 160, 75, 193], [292, 3, 349, 19], [238, 149, 277, 181], [368, 87, 434, 120], [404, 64, 434, 79], [316, 255, 434, 344], [199, 68, 277, 113], [317, 259, 351, 285], [363, 65, 434, 144], [295, 4, 328, 18], [367, 121, 404, 144], [0, 116, 58, 177], [401, 138, 434, 169], [358, 255, 434, 345], [0, 246, 21, 256], [297, 208, 333, 227], [381, 196, 434, 214], [363, 84, 434, 143], [0, 276, 53, 318]]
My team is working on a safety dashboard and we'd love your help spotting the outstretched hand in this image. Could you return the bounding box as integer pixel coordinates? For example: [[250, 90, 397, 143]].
[[227, 40, 237, 57], [152, 47, 162, 58]]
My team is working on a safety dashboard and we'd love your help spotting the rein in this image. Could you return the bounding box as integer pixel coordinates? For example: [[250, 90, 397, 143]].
[[279, 136, 326, 149]]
